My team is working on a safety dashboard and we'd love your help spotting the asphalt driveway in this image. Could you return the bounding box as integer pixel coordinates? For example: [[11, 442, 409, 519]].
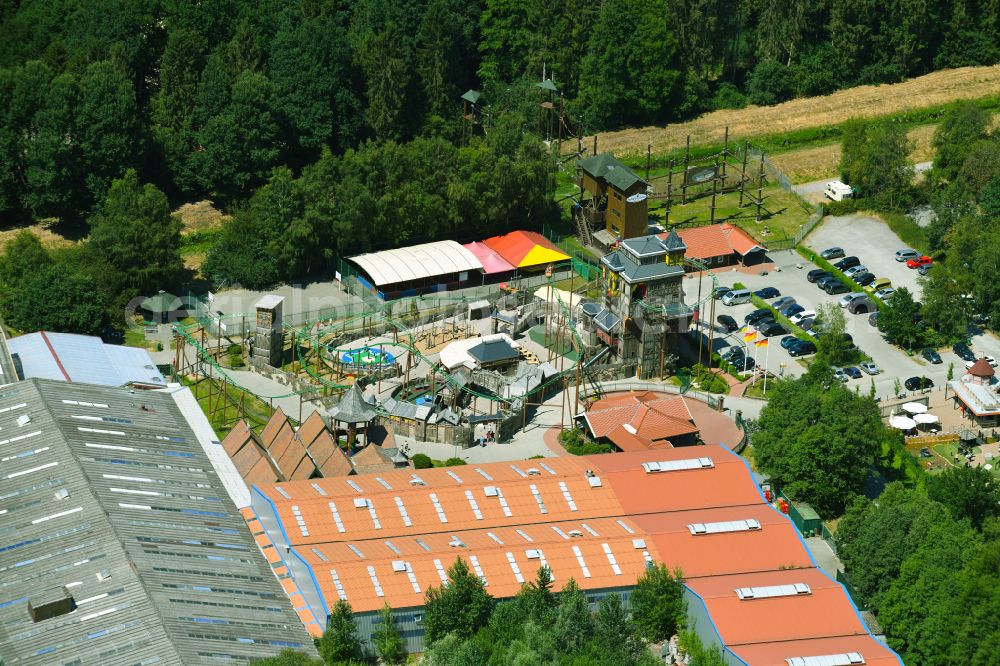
[[804, 214, 923, 298]]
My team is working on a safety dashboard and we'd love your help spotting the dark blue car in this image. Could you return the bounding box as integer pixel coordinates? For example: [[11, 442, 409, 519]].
[[754, 287, 781, 299]]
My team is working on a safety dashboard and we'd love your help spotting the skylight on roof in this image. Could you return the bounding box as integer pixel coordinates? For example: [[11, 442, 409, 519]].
[[446, 470, 463, 484], [487, 532, 504, 545], [641, 458, 714, 473], [429, 493, 448, 524], [328, 501, 346, 533], [602, 543, 622, 575], [581, 523, 599, 537], [347, 544, 365, 559], [474, 468, 493, 481], [616, 519, 635, 534], [384, 541, 401, 555], [558, 481, 578, 512], [394, 496, 412, 527], [346, 479, 363, 493], [291, 506, 309, 537], [571, 545, 591, 578], [433, 559, 448, 585], [367, 565, 384, 597], [538, 462, 557, 475], [376, 477, 392, 490], [506, 552, 525, 583], [785, 653, 864, 666], [330, 569, 347, 600], [274, 486, 291, 499], [368, 502, 381, 530], [465, 490, 483, 520], [688, 519, 762, 535], [469, 555, 487, 586], [310, 482, 328, 497], [529, 484, 548, 514], [736, 583, 811, 600], [515, 529, 533, 542], [552, 526, 569, 539], [509, 464, 528, 478]]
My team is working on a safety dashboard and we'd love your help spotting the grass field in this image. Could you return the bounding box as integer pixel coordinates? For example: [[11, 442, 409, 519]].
[[652, 186, 815, 242], [575, 65, 1000, 159], [181, 375, 278, 438]]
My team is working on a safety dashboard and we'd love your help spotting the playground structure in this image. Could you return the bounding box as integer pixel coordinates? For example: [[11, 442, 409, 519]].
[[171, 258, 720, 447]]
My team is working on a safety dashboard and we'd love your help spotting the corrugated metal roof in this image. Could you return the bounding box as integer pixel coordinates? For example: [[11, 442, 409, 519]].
[[7, 332, 165, 387], [0, 379, 317, 664], [349, 240, 483, 287]]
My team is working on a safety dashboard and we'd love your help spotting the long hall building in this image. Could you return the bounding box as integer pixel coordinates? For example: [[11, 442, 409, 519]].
[[248, 446, 902, 665]]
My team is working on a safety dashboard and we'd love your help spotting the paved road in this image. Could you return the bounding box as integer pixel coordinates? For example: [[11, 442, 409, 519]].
[[805, 213, 924, 298], [792, 162, 932, 203]]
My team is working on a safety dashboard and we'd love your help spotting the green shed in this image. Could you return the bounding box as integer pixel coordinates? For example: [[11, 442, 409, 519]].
[[783, 493, 822, 536]]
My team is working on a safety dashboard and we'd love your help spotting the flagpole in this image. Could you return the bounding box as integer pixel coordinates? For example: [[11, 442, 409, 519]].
[[751, 332, 760, 387], [762, 339, 770, 395]]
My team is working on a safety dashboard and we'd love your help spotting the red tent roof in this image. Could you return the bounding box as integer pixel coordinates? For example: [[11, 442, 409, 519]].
[[482, 230, 570, 268], [463, 241, 516, 274]]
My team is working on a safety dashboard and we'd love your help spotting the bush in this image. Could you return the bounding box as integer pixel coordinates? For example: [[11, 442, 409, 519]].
[[689, 363, 729, 394], [711, 82, 747, 110], [747, 60, 794, 106], [227, 343, 245, 368], [412, 454, 433, 469], [444, 457, 467, 466]]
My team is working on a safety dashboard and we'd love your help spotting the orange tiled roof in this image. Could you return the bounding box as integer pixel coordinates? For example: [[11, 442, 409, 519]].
[[685, 568, 868, 647], [729, 635, 902, 666], [584, 392, 698, 448], [659, 223, 764, 260], [248, 447, 900, 663], [222, 420, 281, 484]]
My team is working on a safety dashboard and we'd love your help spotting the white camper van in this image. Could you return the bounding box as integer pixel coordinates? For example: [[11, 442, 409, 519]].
[[824, 180, 854, 202]]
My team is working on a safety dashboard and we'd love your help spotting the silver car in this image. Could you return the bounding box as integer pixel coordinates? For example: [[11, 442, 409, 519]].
[[861, 361, 880, 375], [895, 249, 919, 262], [875, 287, 895, 301], [844, 265, 868, 278], [838, 292, 868, 308]]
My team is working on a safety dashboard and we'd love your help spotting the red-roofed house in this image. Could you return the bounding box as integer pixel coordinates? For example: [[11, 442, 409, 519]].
[[579, 391, 699, 451], [661, 223, 765, 268]]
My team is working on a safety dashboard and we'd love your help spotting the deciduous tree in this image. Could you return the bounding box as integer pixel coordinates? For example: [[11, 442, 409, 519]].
[[372, 602, 407, 665], [630, 563, 685, 642], [317, 599, 365, 665], [424, 557, 495, 644]]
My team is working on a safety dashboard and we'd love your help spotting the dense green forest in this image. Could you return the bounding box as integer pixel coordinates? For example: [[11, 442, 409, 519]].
[[3, 0, 999, 222]]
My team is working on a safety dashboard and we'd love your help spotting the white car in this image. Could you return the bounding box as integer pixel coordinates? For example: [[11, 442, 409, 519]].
[[844, 265, 868, 278], [966, 356, 998, 369], [874, 287, 895, 301], [790, 310, 816, 326], [839, 292, 868, 308]]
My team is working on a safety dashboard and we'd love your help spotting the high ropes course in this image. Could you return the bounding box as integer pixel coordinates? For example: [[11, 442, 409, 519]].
[[173, 262, 718, 417]]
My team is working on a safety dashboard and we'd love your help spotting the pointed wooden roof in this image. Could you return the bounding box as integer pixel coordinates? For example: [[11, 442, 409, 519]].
[[969, 358, 995, 378], [329, 383, 377, 424]]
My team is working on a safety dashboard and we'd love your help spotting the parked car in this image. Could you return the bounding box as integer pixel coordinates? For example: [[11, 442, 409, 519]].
[[861, 361, 880, 375], [895, 249, 920, 262], [817, 276, 841, 290], [772, 296, 796, 311], [874, 287, 895, 301], [868, 312, 879, 327], [844, 366, 862, 379], [917, 264, 932, 276], [839, 292, 868, 308], [853, 272, 877, 287], [906, 255, 933, 269], [713, 286, 732, 300], [831, 366, 850, 382], [790, 310, 817, 325], [788, 340, 817, 357], [754, 286, 781, 299], [834, 256, 861, 271], [905, 376, 934, 391], [953, 342, 976, 362], [966, 355, 999, 368], [871, 277, 892, 291], [823, 280, 850, 295], [759, 321, 788, 337], [781, 303, 806, 318], [717, 314, 739, 332], [844, 265, 869, 278], [848, 296, 875, 314], [798, 317, 816, 331], [780, 335, 800, 350], [921, 348, 942, 364], [820, 247, 845, 260], [807, 269, 832, 283], [745, 308, 774, 325]]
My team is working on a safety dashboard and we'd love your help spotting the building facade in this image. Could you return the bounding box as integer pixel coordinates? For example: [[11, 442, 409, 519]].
[[597, 231, 692, 378]]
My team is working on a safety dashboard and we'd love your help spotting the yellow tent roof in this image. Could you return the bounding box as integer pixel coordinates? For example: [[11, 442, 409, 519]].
[[519, 244, 570, 268]]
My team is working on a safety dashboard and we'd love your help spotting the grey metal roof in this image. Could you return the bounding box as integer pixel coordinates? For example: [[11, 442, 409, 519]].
[[7, 332, 166, 387], [663, 229, 687, 252], [594, 309, 622, 333], [0, 379, 317, 665], [577, 153, 647, 192], [601, 247, 684, 284], [380, 397, 431, 422], [621, 235, 666, 258], [467, 339, 521, 365], [329, 383, 377, 424]]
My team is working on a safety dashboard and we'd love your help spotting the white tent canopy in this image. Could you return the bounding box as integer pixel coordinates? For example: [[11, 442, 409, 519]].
[[349, 240, 483, 287], [914, 413, 939, 424], [889, 415, 917, 430], [900, 402, 928, 414]]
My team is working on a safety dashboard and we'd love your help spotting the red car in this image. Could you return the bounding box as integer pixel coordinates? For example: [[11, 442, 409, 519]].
[[906, 255, 933, 269]]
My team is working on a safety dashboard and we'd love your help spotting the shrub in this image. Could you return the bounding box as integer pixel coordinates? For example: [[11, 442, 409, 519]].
[[412, 454, 433, 469], [444, 457, 467, 466], [747, 60, 794, 106], [712, 82, 747, 110]]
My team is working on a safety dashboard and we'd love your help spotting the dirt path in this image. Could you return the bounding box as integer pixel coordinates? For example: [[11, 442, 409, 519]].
[[574, 65, 1000, 159]]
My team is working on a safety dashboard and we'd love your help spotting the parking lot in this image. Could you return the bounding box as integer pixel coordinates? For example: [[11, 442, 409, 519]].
[[686, 235, 1000, 400], [805, 213, 924, 298]]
